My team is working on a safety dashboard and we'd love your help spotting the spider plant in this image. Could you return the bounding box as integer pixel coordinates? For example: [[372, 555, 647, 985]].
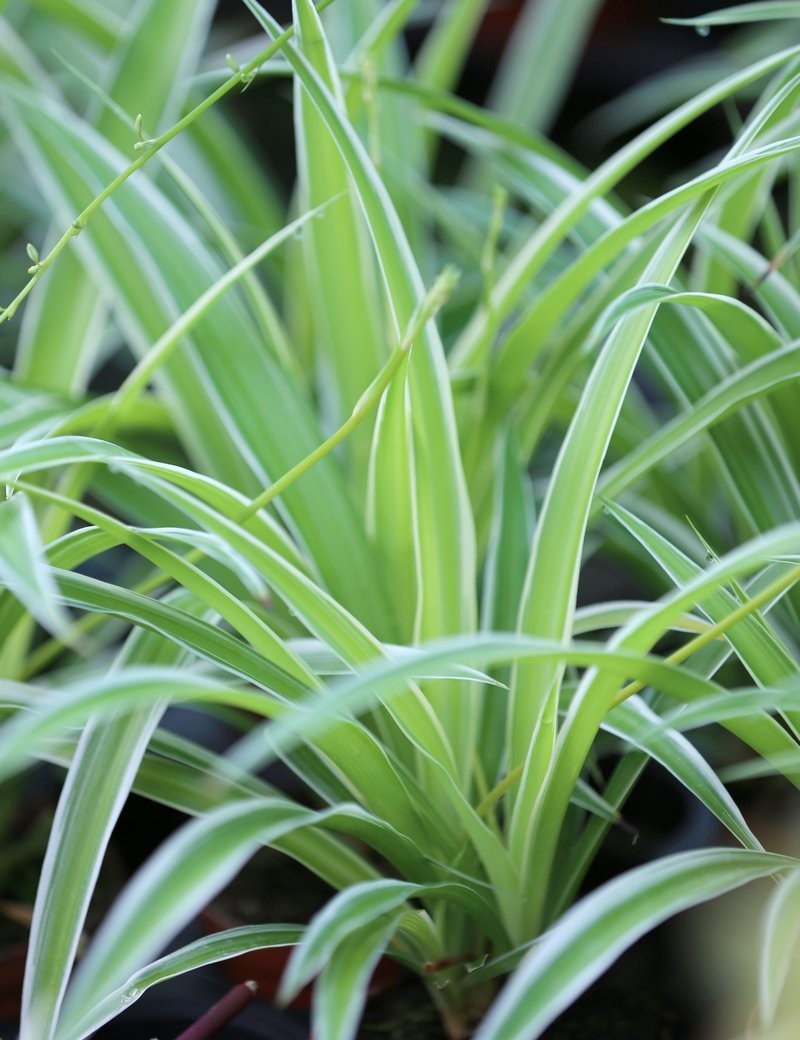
[[1, 1, 800, 1038]]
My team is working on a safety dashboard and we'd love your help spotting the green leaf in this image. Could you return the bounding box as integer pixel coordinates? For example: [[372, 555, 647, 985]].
[[19, 589, 207, 1040], [588, 283, 680, 346], [15, 0, 216, 396], [597, 341, 800, 513], [280, 877, 499, 1003], [0, 670, 269, 787], [606, 501, 798, 689], [473, 850, 797, 1040], [485, 128, 800, 407], [66, 925, 303, 1040], [20, 0, 125, 49], [19, 480, 314, 684], [759, 867, 800, 1027], [52, 569, 309, 698], [660, 682, 800, 733], [292, 0, 385, 487], [570, 779, 622, 827], [58, 799, 315, 1032], [313, 915, 402, 1040], [504, 77, 800, 913], [517, 522, 800, 939], [453, 42, 800, 371], [0, 492, 69, 637], [246, 0, 479, 778], [20, 700, 167, 1040], [479, 427, 534, 781], [2, 83, 392, 628], [664, 4, 800, 27], [366, 370, 418, 641], [0, 378, 67, 446], [485, 0, 603, 134], [508, 197, 714, 885], [605, 696, 761, 851], [0, 435, 306, 571]]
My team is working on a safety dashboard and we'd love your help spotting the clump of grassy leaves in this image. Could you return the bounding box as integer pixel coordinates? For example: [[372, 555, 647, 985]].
[[1, 1, 800, 1038]]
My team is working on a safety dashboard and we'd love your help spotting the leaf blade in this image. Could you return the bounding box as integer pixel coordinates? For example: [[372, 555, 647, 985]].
[[473, 850, 797, 1040]]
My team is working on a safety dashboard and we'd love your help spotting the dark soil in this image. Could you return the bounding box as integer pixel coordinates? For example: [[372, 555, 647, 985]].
[[358, 978, 448, 1040], [540, 980, 681, 1040], [217, 845, 335, 926]]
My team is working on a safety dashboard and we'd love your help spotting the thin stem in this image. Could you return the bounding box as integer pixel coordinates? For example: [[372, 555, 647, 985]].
[[0, 0, 337, 324], [243, 265, 458, 519], [476, 562, 800, 818], [610, 562, 800, 708], [476, 766, 521, 820], [22, 268, 458, 676], [96, 202, 336, 440], [174, 981, 258, 1040]]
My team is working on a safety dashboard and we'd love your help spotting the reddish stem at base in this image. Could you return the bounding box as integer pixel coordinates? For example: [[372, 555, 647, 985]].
[[174, 980, 259, 1040]]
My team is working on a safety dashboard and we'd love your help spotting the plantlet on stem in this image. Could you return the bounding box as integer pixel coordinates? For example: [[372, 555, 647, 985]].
[[25, 243, 40, 274]]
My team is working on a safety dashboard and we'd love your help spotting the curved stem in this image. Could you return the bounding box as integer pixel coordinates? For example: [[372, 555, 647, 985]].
[[0, 0, 338, 324]]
